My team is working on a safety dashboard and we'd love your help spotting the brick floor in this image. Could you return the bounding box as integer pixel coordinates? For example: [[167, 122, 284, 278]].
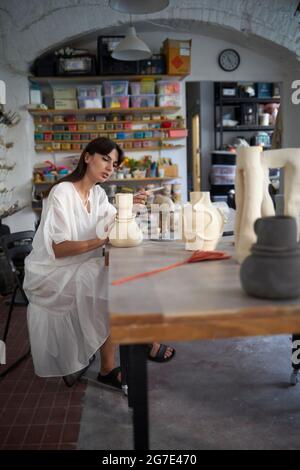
[[0, 296, 86, 449]]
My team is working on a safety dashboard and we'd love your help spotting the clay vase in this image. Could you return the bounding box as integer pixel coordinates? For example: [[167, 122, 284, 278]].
[[109, 193, 143, 248], [184, 191, 225, 251], [240, 216, 300, 299]]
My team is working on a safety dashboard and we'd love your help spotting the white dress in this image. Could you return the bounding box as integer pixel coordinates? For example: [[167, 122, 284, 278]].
[[24, 182, 116, 377]]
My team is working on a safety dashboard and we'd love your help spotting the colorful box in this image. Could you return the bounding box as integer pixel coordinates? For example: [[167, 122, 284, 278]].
[[131, 95, 156, 108], [104, 95, 129, 109], [103, 81, 129, 96]]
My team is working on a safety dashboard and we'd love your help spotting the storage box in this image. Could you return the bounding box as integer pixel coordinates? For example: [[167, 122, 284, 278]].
[[53, 87, 77, 100], [103, 80, 129, 96], [104, 95, 129, 109], [139, 54, 166, 75], [167, 129, 188, 138], [130, 80, 156, 95], [131, 94, 156, 108], [157, 80, 180, 95], [54, 99, 78, 110], [158, 164, 178, 177], [163, 39, 191, 75], [255, 83, 273, 98], [158, 94, 181, 107], [78, 97, 102, 109], [77, 86, 102, 98]]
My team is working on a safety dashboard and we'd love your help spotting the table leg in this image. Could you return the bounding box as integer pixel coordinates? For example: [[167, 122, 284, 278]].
[[129, 344, 149, 450]]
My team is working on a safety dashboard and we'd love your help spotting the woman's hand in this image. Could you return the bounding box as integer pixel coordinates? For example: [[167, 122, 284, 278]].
[[133, 190, 149, 205]]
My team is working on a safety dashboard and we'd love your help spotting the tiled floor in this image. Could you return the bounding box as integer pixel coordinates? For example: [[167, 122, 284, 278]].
[[0, 296, 86, 449]]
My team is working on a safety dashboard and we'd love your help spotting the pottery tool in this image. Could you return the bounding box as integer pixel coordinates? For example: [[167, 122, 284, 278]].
[[111, 250, 231, 286], [134, 187, 164, 197]]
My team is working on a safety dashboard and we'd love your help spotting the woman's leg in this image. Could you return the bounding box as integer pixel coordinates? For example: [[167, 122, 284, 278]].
[[99, 335, 118, 375]]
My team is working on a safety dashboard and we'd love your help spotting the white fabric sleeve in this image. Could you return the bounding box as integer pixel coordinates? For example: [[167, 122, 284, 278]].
[[43, 192, 72, 259], [95, 199, 117, 239]]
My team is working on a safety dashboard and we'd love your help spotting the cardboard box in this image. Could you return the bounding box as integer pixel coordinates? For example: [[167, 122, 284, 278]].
[[54, 99, 78, 110], [159, 164, 179, 177], [53, 87, 77, 100], [163, 39, 191, 75]]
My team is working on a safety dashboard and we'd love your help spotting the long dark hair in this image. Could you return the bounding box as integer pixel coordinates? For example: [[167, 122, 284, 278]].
[[44, 137, 124, 197]]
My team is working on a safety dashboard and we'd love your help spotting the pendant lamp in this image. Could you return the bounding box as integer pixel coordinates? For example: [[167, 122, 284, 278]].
[[109, 0, 169, 14], [111, 26, 152, 61]]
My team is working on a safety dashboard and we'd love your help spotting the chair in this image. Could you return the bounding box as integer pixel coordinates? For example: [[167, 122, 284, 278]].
[[0, 230, 35, 380]]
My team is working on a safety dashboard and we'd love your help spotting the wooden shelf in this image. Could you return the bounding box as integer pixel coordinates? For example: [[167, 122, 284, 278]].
[[34, 145, 185, 153], [34, 177, 179, 186], [34, 119, 184, 125], [34, 128, 187, 134], [28, 106, 181, 116], [35, 137, 186, 144], [29, 75, 188, 84]]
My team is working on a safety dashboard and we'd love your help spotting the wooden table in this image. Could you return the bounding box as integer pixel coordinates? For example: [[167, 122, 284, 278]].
[[108, 239, 300, 449]]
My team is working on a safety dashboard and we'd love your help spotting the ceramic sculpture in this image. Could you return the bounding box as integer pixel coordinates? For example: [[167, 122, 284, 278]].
[[184, 191, 225, 251], [109, 193, 143, 248], [240, 216, 300, 299], [235, 146, 300, 263]]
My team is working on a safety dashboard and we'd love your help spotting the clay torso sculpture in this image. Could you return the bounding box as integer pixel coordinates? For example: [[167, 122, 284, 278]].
[[235, 146, 300, 263], [184, 191, 225, 251], [240, 216, 300, 299], [109, 193, 143, 248]]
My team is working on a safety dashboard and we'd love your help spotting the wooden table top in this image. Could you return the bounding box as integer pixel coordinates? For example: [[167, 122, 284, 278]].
[[108, 239, 300, 344]]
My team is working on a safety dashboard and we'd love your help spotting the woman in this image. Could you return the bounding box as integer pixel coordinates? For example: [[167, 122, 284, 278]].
[[24, 137, 175, 390]]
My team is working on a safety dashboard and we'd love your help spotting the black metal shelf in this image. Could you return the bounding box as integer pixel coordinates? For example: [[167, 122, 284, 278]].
[[215, 97, 280, 104], [215, 126, 275, 132]]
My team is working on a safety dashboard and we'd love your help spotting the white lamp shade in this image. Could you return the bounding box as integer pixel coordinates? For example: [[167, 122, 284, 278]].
[[111, 27, 152, 61], [109, 0, 169, 14]]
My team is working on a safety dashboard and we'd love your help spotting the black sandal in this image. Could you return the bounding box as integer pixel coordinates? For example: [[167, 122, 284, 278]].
[[148, 344, 176, 363], [62, 354, 96, 388], [97, 366, 122, 391]]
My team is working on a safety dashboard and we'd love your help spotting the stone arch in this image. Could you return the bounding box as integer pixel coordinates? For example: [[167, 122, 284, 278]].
[[0, 0, 298, 72]]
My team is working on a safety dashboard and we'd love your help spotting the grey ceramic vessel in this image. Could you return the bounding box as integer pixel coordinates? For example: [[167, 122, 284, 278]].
[[240, 216, 300, 300]]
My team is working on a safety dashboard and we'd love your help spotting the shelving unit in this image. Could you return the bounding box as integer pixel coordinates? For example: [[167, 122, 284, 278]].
[[214, 82, 280, 150], [211, 81, 281, 201], [28, 74, 187, 213]]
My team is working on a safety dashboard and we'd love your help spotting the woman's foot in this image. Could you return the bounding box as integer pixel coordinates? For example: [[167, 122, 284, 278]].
[[148, 343, 176, 362], [97, 366, 122, 390]]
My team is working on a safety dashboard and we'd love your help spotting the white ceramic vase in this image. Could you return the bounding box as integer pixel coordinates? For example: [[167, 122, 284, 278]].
[[184, 191, 225, 251], [109, 193, 143, 248]]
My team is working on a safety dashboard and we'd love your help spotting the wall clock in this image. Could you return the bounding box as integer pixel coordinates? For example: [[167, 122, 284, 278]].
[[218, 49, 240, 72]]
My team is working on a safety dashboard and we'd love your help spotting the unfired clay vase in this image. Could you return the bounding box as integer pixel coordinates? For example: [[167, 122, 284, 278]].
[[240, 216, 300, 299], [235, 146, 300, 263], [109, 193, 143, 248], [183, 191, 225, 251]]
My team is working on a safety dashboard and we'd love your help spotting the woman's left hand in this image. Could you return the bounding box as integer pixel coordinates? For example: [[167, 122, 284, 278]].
[[133, 190, 149, 205]]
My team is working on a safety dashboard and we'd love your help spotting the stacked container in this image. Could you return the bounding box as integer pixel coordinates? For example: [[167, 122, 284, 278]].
[[130, 79, 156, 108], [77, 85, 102, 109], [103, 80, 129, 109], [157, 80, 181, 107]]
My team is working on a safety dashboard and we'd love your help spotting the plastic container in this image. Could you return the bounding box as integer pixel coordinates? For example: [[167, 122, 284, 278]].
[[104, 95, 129, 109], [130, 81, 155, 95], [78, 98, 102, 109], [158, 94, 181, 107], [157, 80, 180, 95], [103, 80, 129, 96], [131, 95, 156, 108], [77, 85, 102, 99], [210, 165, 236, 185]]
